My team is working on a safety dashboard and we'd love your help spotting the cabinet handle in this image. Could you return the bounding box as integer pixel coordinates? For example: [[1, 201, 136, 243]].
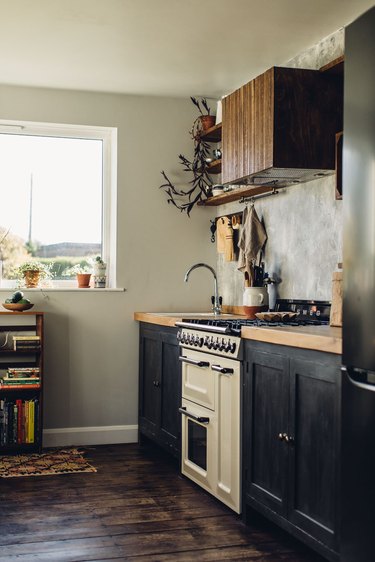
[[153, 380, 160, 387], [278, 432, 294, 444], [211, 364, 234, 375], [178, 407, 209, 424], [179, 356, 210, 368]]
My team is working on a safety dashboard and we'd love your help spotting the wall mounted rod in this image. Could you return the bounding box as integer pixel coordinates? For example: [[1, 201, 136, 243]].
[[239, 187, 279, 205]]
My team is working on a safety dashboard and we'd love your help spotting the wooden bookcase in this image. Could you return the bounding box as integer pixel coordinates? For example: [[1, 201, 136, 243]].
[[0, 312, 44, 454]]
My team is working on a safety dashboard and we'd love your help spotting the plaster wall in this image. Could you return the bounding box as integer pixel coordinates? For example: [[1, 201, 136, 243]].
[[0, 85, 216, 444], [217, 30, 344, 308]]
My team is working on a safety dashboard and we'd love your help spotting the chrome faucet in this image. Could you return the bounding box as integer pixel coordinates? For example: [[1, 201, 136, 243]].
[[184, 263, 222, 316]]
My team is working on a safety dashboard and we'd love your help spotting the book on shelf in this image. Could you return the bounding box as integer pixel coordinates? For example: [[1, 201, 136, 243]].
[[7, 367, 40, 378], [13, 336, 40, 341], [0, 397, 39, 446], [1, 377, 40, 385], [3, 376, 40, 382], [14, 344, 41, 351], [0, 381, 41, 390], [13, 336, 41, 351]]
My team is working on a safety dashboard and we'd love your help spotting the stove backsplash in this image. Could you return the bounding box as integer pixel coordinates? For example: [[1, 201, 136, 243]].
[[217, 175, 342, 309]]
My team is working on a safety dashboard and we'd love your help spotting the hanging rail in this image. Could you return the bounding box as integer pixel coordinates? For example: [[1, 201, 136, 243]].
[[239, 187, 279, 205]]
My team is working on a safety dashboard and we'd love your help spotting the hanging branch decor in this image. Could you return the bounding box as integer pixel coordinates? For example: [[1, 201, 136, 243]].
[[159, 97, 215, 216]]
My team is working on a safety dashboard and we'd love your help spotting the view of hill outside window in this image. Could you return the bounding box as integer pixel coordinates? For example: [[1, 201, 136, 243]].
[[0, 133, 103, 287]]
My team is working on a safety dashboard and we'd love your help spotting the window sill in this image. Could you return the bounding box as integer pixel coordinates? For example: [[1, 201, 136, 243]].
[[0, 287, 126, 293]]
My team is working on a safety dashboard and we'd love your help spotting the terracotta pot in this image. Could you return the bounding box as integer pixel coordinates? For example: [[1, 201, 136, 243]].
[[23, 270, 41, 288], [200, 115, 216, 131], [77, 273, 91, 288]]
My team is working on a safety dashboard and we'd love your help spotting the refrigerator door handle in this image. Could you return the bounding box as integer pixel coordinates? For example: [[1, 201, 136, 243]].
[[341, 366, 375, 392]]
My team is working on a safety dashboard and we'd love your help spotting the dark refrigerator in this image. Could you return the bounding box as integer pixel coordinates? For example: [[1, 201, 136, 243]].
[[341, 5, 375, 562]]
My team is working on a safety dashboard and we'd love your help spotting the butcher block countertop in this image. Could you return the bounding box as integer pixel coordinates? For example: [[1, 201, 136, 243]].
[[134, 312, 342, 355]]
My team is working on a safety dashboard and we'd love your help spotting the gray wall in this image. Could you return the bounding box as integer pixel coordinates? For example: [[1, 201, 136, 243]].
[[0, 85, 216, 445], [217, 30, 344, 308]]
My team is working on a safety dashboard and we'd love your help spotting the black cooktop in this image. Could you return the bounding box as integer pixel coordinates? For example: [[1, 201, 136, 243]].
[[181, 300, 330, 336]]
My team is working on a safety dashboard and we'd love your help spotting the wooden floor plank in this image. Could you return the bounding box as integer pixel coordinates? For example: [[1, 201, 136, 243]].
[[0, 443, 325, 562]]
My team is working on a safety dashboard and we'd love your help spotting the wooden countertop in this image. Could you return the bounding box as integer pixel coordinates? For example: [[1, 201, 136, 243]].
[[134, 312, 342, 355], [241, 324, 342, 355]]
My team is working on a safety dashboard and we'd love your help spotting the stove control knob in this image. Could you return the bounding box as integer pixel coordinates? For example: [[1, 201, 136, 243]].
[[203, 336, 209, 348], [219, 338, 226, 352], [207, 336, 214, 350], [198, 337, 204, 348], [213, 337, 219, 350], [176, 330, 181, 342], [193, 335, 200, 346], [230, 341, 237, 354]]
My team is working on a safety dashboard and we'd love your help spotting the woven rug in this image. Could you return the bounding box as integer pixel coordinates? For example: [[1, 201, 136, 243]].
[[0, 448, 97, 478]]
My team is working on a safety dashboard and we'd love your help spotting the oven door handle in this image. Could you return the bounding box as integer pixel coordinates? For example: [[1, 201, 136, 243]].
[[179, 407, 210, 424], [179, 356, 210, 368], [211, 364, 234, 375]]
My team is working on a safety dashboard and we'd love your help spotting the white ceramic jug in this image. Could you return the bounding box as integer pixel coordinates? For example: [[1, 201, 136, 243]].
[[243, 287, 269, 308]]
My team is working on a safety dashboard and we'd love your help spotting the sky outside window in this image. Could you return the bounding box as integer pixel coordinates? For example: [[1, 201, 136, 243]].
[[0, 134, 102, 246]]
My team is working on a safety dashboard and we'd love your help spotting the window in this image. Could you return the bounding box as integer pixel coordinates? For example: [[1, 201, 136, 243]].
[[0, 120, 117, 288]]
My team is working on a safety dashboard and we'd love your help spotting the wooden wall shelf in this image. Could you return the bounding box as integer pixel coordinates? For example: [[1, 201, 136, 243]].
[[198, 184, 275, 206], [206, 159, 221, 174], [199, 123, 222, 143]]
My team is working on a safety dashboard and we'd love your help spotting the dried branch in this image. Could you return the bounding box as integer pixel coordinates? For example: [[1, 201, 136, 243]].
[[159, 98, 216, 215]]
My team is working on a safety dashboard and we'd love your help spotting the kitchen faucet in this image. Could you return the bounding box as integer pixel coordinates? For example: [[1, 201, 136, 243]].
[[184, 263, 222, 315]]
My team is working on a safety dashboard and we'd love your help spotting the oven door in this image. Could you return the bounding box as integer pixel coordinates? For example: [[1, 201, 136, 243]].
[[179, 348, 241, 513], [180, 397, 217, 493]]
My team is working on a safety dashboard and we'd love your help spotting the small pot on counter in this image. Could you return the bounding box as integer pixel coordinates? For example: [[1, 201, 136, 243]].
[[243, 286, 269, 319]]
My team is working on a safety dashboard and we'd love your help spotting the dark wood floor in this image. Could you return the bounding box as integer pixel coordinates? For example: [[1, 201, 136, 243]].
[[0, 443, 326, 562]]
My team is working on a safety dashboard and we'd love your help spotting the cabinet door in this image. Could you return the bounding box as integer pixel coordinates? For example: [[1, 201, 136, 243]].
[[139, 327, 161, 439], [222, 86, 241, 184], [288, 355, 340, 550], [244, 347, 289, 516], [159, 330, 181, 456], [222, 69, 274, 184]]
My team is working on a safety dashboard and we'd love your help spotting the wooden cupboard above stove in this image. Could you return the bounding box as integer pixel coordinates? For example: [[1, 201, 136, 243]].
[[221, 66, 343, 187]]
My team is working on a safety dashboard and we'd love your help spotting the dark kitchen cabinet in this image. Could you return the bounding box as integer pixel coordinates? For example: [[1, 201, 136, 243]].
[[222, 66, 343, 187], [138, 323, 181, 458], [243, 340, 341, 561]]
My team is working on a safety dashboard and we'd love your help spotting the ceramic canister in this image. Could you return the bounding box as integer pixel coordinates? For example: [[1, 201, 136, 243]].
[[243, 287, 269, 318]]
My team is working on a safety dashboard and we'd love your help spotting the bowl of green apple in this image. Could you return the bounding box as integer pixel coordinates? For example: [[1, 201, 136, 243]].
[[2, 291, 34, 312]]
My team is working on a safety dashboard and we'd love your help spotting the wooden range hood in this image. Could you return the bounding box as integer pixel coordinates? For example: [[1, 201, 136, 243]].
[[221, 65, 344, 189]]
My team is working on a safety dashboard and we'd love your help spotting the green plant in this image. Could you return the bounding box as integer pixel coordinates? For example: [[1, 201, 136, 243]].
[[159, 97, 214, 216], [95, 256, 105, 265], [17, 261, 53, 279], [190, 96, 211, 115], [63, 263, 92, 276]]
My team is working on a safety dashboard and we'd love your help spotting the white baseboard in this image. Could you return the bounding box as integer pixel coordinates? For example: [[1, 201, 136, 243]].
[[43, 424, 138, 448]]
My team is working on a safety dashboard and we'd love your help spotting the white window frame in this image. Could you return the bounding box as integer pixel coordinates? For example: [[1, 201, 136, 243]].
[[0, 119, 117, 289]]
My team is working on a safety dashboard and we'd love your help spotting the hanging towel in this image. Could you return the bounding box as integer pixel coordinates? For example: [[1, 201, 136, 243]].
[[238, 206, 267, 285]]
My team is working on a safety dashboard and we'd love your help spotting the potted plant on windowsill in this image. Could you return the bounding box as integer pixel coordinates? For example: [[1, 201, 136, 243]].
[[93, 256, 107, 288], [17, 261, 53, 288], [63, 264, 92, 288]]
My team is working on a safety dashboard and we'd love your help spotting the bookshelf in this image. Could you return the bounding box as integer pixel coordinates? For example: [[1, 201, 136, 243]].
[[0, 312, 44, 453]]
